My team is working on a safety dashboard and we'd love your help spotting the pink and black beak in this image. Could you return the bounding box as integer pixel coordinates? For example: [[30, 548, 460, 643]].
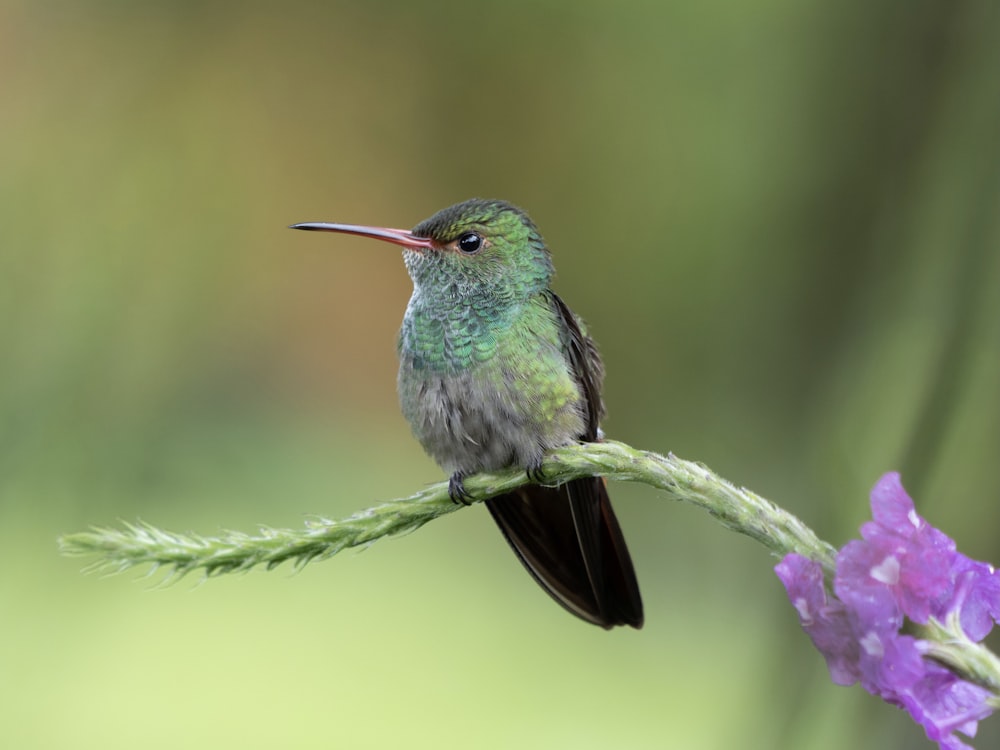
[[289, 222, 435, 251]]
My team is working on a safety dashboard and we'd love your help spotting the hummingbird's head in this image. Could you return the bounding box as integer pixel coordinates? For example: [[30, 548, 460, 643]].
[[406, 198, 553, 301], [291, 198, 554, 303]]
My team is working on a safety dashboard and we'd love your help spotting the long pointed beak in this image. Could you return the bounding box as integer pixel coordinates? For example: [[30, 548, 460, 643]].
[[289, 222, 435, 250]]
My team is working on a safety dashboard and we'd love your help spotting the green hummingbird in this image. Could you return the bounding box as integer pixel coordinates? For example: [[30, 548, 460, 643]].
[[291, 198, 643, 629]]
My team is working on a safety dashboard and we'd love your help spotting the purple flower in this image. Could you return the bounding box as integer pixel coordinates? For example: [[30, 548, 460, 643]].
[[776, 473, 1000, 750]]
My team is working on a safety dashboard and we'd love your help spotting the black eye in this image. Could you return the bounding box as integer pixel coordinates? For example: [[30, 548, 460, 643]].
[[457, 232, 483, 254]]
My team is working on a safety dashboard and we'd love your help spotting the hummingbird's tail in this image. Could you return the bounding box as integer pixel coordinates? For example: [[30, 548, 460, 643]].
[[485, 478, 644, 629]]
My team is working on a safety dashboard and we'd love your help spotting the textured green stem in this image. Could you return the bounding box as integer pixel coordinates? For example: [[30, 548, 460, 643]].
[[58, 439, 1000, 695], [58, 440, 837, 579]]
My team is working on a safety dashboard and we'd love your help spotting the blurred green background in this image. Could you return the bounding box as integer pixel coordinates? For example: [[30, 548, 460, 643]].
[[3, 1, 999, 748]]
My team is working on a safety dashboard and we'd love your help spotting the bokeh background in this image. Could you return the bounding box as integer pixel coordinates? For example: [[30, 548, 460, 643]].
[[3, 1, 999, 748]]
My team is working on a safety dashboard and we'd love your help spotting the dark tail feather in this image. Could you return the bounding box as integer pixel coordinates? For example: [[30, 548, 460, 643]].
[[485, 478, 643, 629]]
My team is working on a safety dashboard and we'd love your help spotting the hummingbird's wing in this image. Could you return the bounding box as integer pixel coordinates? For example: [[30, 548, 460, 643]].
[[485, 292, 644, 629], [546, 292, 605, 440]]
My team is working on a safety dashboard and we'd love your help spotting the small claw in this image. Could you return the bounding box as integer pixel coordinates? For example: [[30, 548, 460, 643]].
[[525, 460, 546, 484], [448, 472, 473, 506]]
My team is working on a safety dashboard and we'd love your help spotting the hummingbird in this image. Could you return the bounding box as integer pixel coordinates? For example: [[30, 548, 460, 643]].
[[291, 198, 643, 629]]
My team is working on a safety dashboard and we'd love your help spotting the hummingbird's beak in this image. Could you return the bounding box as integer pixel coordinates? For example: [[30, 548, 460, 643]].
[[289, 222, 435, 250]]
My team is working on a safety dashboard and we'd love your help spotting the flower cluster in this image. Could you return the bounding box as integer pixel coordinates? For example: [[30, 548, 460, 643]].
[[776, 473, 1000, 750]]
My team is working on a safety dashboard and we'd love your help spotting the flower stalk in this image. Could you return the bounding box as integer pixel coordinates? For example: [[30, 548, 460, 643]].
[[921, 614, 1000, 698], [59, 440, 836, 578], [58, 440, 1000, 748]]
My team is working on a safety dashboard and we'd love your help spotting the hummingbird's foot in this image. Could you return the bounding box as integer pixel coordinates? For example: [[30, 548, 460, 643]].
[[448, 472, 473, 506], [526, 459, 546, 484]]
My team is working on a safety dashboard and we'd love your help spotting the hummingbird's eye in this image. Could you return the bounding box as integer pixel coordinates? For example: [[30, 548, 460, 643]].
[[457, 232, 483, 254]]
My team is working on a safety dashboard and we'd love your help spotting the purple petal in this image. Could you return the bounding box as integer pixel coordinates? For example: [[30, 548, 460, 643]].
[[897, 659, 992, 749], [848, 629, 923, 703], [868, 472, 919, 535], [835, 539, 903, 633], [854, 474, 957, 624], [945, 556, 1000, 641], [776, 554, 860, 685]]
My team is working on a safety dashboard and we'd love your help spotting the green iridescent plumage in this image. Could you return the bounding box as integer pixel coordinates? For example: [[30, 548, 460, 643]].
[[398, 200, 552, 373]]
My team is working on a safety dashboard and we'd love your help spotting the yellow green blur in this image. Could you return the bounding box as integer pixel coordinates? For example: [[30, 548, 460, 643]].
[[2, 2, 999, 750]]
